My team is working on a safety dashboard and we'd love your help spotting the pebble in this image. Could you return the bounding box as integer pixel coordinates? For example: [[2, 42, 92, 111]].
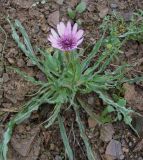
[[99, 7, 109, 18], [33, 24, 40, 34], [122, 147, 129, 153], [105, 140, 123, 159], [100, 124, 115, 142], [88, 96, 94, 105], [17, 58, 25, 67], [7, 58, 15, 64], [55, 0, 64, 5], [41, 24, 48, 33], [120, 154, 125, 160], [48, 11, 59, 27], [3, 73, 9, 82], [129, 142, 132, 147], [50, 144, 55, 150], [110, 3, 118, 9], [88, 117, 97, 128]]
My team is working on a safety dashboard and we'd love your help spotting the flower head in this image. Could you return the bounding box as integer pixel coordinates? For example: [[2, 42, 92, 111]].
[[48, 21, 84, 51]]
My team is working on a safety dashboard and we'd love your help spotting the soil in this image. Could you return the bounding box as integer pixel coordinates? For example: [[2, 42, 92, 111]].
[[0, 0, 143, 160]]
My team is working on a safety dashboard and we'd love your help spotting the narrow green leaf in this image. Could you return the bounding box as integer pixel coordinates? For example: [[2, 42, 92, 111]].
[[68, 8, 76, 19], [7, 18, 44, 72], [76, 2, 86, 13], [8, 67, 45, 85], [58, 115, 74, 160], [73, 104, 96, 160], [81, 36, 104, 72], [0, 88, 53, 160], [44, 104, 61, 128]]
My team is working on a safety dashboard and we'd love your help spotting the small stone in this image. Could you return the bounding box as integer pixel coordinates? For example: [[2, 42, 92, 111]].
[[55, 0, 64, 5], [99, 7, 109, 18], [88, 117, 97, 128], [32, 24, 40, 34], [50, 144, 55, 151], [105, 140, 124, 159], [122, 147, 129, 153], [48, 11, 60, 27], [110, 3, 118, 9], [41, 0, 46, 4], [55, 155, 62, 160], [129, 142, 132, 147], [17, 59, 25, 67], [100, 124, 115, 142], [26, 126, 31, 131], [41, 24, 48, 33], [120, 155, 125, 160], [88, 96, 94, 105], [7, 58, 15, 64], [3, 73, 9, 82]]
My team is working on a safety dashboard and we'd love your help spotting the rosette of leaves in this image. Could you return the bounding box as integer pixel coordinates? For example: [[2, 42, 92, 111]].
[[0, 18, 142, 160]]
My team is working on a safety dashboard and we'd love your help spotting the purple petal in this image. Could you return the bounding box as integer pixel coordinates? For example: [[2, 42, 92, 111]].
[[48, 35, 57, 44], [76, 30, 84, 40], [77, 38, 83, 45], [52, 44, 61, 49], [57, 22, 65, 36], [51, 29, 59, 39], [72, 23, 78, 35], [66, 21, 72, 35]]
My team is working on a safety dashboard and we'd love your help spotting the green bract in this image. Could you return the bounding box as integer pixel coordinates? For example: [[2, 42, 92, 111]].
[[0, 17, 142, 160]]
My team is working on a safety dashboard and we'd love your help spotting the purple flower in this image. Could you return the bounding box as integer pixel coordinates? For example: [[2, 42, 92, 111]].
[[48, 21, 84, 51]]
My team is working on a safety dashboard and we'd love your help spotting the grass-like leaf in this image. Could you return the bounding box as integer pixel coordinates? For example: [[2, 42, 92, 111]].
[[7, 18, 44, 72], [7, 66, 45, 85], [81, 37, 103, 72], [73, 103, 96, 160], [58, 115, 74, 160], [44, 104, 61, 128]]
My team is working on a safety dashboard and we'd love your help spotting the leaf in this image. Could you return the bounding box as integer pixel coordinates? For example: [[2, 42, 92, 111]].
[[107, 105, 115, 113], [99, 107, 113, 123], [73, 103, 96, 160], [0, 88, 52, 160], [0, 121, 15, 160], [58, 115, 74, 160], [44, 104, 61, 128], [7, 18, 44, 72], [76, 2, 87, 13], [117, 99, 126, 107], [82, 36, 104, 72], [68, 8, 76, 19], [8, 67, 44, 85]]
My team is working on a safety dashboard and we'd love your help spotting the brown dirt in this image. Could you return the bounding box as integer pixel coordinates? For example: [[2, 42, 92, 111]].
[[0, 0, 143, 160]]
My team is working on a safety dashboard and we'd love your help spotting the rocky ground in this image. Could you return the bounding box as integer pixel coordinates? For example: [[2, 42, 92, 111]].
[[0, 0, 143, 160]]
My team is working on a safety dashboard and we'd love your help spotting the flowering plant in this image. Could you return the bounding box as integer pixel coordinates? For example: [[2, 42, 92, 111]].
[[0, 19, 141, 160], [48, 21, 83, 51]]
